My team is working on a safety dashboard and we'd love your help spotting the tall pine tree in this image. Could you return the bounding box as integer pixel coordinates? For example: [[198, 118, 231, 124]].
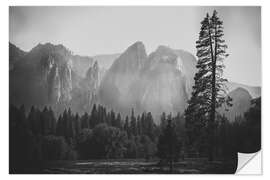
[[185, 10, 232, 161]]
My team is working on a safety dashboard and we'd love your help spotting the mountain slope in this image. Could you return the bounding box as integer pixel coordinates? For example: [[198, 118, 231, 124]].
[[71, 55, 94, 78], [9, 43, 99, 113], [139, 46, 190, 117], [98, 41, 148, 114], [10, 43, 74, 107], [218, 87, 253, 121], [226, 81, 261, 98], [9, 41, 260, 122], [9, 42, 26, 70], [99, 43, 195, 120]]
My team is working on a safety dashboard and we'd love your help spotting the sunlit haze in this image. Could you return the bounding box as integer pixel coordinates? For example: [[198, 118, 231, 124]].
[[9, 6, 261, 86]]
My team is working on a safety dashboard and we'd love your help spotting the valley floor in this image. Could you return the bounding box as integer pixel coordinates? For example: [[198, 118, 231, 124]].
[[17, 158, 237, 174]]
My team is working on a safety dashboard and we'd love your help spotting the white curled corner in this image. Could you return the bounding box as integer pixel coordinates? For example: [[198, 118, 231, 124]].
[[236, 151, 262, 175]]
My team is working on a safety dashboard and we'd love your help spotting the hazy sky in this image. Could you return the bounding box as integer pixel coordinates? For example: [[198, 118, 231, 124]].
[[9, 6, 261, 86]]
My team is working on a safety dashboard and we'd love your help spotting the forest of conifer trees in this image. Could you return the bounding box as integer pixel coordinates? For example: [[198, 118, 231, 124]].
[[10, 98, 260, 173]]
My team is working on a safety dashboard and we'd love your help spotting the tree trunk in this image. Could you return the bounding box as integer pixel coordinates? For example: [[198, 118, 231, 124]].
[[208, 20, 216, 162]]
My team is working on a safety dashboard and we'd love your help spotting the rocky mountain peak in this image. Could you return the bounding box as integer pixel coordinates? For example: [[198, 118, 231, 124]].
[[30, 43, 72, 63], [110, 41, 147, 73], [129, 41, 144, 49], [229, 87, 252, 100], [10, 41, 261, 122], [147, 45, 178, 69], [9, 42, 26, 70]]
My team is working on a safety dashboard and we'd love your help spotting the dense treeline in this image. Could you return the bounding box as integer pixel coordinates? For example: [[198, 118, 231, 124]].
[[10, 98, 260, 173], [10, 104, 161, 173]]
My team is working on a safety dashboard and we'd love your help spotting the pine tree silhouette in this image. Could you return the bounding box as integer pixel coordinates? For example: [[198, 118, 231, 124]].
[[185, 10, 232, 161]]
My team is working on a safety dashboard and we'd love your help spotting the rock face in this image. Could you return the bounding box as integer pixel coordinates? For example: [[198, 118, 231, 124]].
[[44, 53, 73, 103], [139, 46, 191, 117], [9, 41, 261, 122], [9, 43, 26, 70], [226, 81, 261, 99], [9, 43, 99, 112], [99, 41, 148, 114], [173, 49, 197, 97], [85, 61, 99, 107], [218, 87, 252, 121], [98, 42, 260, 122], [10, 43, 72, 107], [72, 55, 94, 78], [99, 42, 196, 120]]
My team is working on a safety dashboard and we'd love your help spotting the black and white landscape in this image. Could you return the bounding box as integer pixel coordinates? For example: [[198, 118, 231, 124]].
[[9, 6, 261, 174]]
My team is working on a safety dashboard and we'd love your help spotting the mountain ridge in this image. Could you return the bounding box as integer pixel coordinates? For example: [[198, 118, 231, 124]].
[[9, 41, 261, 121]]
